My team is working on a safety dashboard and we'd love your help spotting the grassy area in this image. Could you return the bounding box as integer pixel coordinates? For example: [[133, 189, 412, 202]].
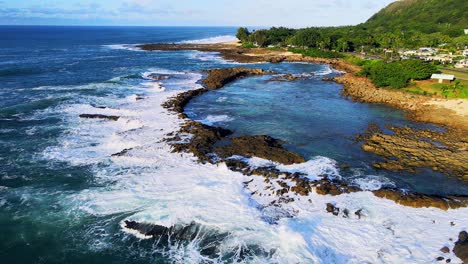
[[402, 80, 468, 99], [241, 42, 256, 49], [440, 68, 468, 81], [288, 48, 344, 59]]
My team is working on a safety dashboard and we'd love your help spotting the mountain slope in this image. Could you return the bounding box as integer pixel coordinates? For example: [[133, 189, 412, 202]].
[[363, 0, 468, 36]]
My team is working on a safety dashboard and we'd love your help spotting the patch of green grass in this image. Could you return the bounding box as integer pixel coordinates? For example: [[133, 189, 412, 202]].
[[288, 48, 344, 59], [440, 68, 468, 81], [402, 81, 468, 99], [241, 42, 256, 49]]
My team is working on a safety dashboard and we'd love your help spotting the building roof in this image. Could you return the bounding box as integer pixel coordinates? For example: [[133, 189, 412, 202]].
[[431, 74, 455, 80]]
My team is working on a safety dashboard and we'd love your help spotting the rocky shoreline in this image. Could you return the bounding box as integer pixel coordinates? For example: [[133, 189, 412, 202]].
[[154, 63, 468, 211], [135, 44, 468, 260]]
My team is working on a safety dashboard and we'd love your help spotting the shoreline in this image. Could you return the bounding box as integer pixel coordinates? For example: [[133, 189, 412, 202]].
[[156, 65, 467, 210], [140, 42, 467, 181]]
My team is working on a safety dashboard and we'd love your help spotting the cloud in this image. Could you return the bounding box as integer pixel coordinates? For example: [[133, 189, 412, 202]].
[[0, 0, 396, 27]]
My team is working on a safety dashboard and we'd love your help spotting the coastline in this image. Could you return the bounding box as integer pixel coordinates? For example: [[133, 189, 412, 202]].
[[152, 60, 467, 210], [140, 42, 467, 181]]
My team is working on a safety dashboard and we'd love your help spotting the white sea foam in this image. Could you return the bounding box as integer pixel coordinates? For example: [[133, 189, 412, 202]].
[[178, 35, 238, 44], [313, 66, 334, 76], [196, 114, 234, 125], [216, 96, 228, 103], [351, 175, 396, 191], [41, 66, 468, 263], [104, 44, 143, 52]]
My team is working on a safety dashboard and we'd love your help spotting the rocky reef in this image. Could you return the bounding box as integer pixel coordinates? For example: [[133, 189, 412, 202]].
[[356, 124, 468, 180]]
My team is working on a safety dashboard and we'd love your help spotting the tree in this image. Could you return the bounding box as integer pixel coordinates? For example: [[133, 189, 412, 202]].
[[252, 30, 268, 47], [400, 60, 438, 80], [236, 27, 250, 43], [337, 38, 349, 52]]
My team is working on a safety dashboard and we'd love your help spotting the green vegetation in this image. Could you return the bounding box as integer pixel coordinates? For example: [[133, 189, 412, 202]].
[[287, 48, 344, 59], [359, 60, 439, 88], [365, 0, 467, 37], [241, 42, 256, 49], [403, 80, 468, 98], [237, 0, 468, 51], [440, 68, 468, 81]]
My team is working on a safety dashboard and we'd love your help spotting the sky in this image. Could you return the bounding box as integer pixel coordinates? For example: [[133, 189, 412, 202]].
[[0, 0, 397, 27]]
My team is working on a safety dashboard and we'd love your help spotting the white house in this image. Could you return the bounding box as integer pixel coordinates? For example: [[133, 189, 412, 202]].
[[431, 74, 455, 83], [425, 55, 453, 64], [455, 59, 468, 69]]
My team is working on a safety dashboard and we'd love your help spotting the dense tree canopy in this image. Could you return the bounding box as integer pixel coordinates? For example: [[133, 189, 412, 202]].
[[237, 0, 468, 51]]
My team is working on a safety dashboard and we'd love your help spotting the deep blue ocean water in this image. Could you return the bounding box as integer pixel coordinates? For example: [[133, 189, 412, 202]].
[[0, 26, 467, 263]]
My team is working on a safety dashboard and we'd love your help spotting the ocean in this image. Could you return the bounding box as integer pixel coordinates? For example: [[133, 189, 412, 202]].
[[0, 26, 467, 263]]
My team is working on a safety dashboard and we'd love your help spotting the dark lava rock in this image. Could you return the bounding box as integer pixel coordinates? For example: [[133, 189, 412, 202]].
[[202, 68, 272, 90], [111, 148, 133, 157], [339, 163, 351, 169], [343, 209, 350, 218], [215, 135, 305, 165], [453, 231, 468, 263], [326, 203, 340, 216], [313, 178, 360, 196], [149, 74, 170, 81], [79, 114, 120, 121], [440, 246, 450, 254], [269, 73, 302, 82], [355, 209, 363, 219], [163, 88, 206, 115], [169, 121, 232, 163]]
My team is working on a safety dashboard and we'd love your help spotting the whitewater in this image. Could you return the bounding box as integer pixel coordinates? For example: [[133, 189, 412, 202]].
[[1, 27, 466, 263], [42, 65, 467, 263]]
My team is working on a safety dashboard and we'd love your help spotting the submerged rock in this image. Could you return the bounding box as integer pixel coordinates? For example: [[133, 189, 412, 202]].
[[148, 74, 170, 81], [79, 114, 120, 121], [268, 73, 303, 82]]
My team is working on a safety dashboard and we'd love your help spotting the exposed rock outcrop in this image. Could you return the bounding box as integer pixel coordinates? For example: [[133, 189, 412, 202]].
[[79, 114, 120, 121], [215, 135, 305, 165], [202, 68, 272, 90], [356, 124, 468, 180]]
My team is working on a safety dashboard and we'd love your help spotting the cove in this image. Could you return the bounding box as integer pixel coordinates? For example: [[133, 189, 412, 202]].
[[185, 62, 468, 196]]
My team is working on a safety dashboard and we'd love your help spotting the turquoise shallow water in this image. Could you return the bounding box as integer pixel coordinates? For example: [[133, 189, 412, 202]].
[[0, 26, 467, 263]]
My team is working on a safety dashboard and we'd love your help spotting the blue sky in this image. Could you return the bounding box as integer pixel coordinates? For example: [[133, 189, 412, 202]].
[[0, 0, 396, 27]]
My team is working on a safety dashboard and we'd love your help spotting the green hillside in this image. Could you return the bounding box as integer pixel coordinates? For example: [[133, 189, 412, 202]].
[[237, 0, 468, 51], [364, 0, 468, 37]]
